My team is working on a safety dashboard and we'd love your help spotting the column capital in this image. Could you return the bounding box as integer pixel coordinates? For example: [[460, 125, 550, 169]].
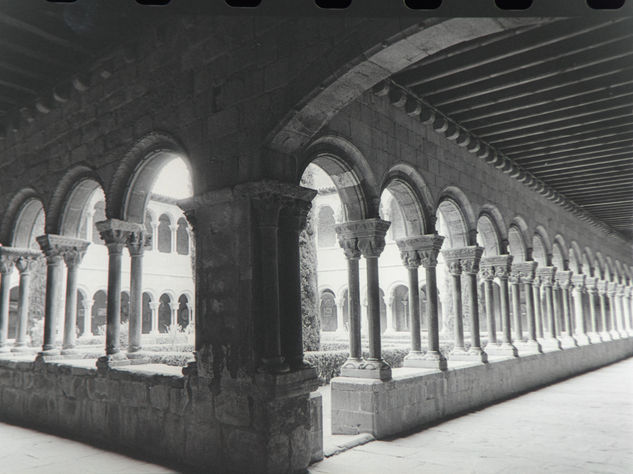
[[126, 230, 151, 256], [15, 250, 41, 274], [480, 254, 513, 280], [336, 218, 390, 259], [279, 192, 315, 233], [616, 283, 626, 297], [37, 234, 90, 264], [536, 266, 557, 287], [607, 282, 617, 298], [396, 233, 444, 269], [585, 276, 599, 293], [571, 274, 586, 291], [597, 279, 608, 296], [510, 261, 537, 284], [96, 219, 142, 252], [0, 247, 40, 273], [555, 270, 573, 290], [442, 246, 483, 275]]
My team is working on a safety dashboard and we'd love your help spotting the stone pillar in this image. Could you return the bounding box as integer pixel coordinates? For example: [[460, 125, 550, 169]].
[[384, 295, 395, 335], [357, 219, 391, 380], [552, 281, 563, 342], [79, 300, 92, 338], [61, 241, 90, 354], [556, 271, 577, 348], [508, 269, 523, 344], [151, 222, 158, 252], [334, 297, 346, 335], [401, 252, 422, 359], [597, 280, 612, 340], [397, 234, 445, 369], [607, 283, 620, 339], [585, 277, 602, 342], [252, 194, 288, 373], [481, 255, 517, 357], [533, 276, 544, 339], [150, 302, 159, 335], [95, 219, 139, 368], [480, 267, 497, 345], [12, 252, 40, 351], [513, 261, 541, 353], [443, 246, 486, 362], [538, 267, 562, 351], [278, 192, 315, 370], [169, 224, 178, 253], [36, 235, 67, 358], [0, 252, 15, 353], [617, 284, 630, 336], [127, 230, 149, 355], [625, 286, 633, 336], [571, 274, 590, 345]]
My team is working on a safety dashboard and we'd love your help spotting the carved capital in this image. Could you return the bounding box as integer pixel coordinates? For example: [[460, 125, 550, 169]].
[[396, 233, 444, 269], [571, 274, 586, 292], [442, 246, 483, 275], [336, 218, 390, 259], [556, 270, 573, 290], [585, 277, 599, 294], [96, 220, 141, 254], [616, 283, 626, 297], [536, 266, 557, 287], [400, 249, 422, 269], [511, 261, 537, 284], [597, 279, 608, 296], [0, 254, 14, 274], [279, 194, 314, 233], [480, 254, 513, 280], [127, 230, 151, 257], [37, 234, 90, 265]]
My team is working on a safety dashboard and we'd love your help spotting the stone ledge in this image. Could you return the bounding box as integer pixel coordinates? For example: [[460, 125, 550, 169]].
[[331, 338, 633, 438]]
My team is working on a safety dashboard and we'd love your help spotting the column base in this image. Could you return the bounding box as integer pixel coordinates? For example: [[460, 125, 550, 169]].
[[35, 349, 63, 362], [516, 340, 543, 354], [540, 337, 563, 352], [574, 333, 591, 345], [560, 335, 578, 349], [60, 347, 81, 357], [448, 346, 469, 360], [402, 350, 447, 370], [0, 344, 11, 353], [96, 352, 131, 370], [485, 342, 518, 358], [341, 358, 392, 380], [600, 331, 613, 341], [449, 347, 487, 363], [11, 344, 32, 353], [610, 330, 621, 340]]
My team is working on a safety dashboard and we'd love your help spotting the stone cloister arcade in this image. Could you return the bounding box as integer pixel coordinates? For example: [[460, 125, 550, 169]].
[[0, 7, 631, 474]]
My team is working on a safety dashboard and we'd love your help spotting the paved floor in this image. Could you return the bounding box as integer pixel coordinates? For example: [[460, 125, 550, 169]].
[[0, 358, 630, 473], [310, 357, 633, 474]]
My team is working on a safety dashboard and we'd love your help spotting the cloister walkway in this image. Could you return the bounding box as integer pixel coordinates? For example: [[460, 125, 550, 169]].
[[310, 357, 633, 474], [0, 357, 630, 473]]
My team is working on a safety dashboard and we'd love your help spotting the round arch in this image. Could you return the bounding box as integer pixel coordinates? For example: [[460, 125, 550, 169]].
[[595, 252, 606, 280], [477, 212, 504, 257], [0, 188, 42, 246], [568, 241, 584, 274], [582, 247, 595, 277], [300, 135, 376, 221], [11, 198, 46, 249], [552, 235, 568, 270], [605, 256, 615, 282], [107, 131, 193, 224], [436, 187, 476, 248], [380, 163, 435, 235]]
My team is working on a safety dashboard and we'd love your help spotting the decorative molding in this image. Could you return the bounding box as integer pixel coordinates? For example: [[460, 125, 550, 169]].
[[480, 254, 513, 279], [335, 219, 390, 259]]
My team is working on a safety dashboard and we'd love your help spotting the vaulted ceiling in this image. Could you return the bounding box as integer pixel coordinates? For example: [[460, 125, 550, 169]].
[[393, 17, 633, 242]]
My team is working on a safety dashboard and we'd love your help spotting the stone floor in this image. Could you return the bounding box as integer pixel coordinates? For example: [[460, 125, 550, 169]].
[[310, 357, 633, 474], [0, 357, 631, 473]]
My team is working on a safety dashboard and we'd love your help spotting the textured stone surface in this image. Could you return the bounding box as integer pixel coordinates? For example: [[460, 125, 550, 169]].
[[312, 356, 633, 474]]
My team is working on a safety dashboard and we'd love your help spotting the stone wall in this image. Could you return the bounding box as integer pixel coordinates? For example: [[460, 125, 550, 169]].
[[331, 338, 633, 438]]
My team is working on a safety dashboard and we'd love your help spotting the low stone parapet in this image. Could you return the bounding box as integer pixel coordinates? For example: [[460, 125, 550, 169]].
[[331, 337, 633, 438]]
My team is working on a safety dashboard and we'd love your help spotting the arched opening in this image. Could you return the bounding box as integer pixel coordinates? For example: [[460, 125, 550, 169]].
[[319, 289, 338, 332], [157, 214, 172, 253], [91, 290, 107, 335], [8, 286, 19, 341], [158, 293, 172, 333], [176, 218, 190, 255], [391, 284, 409, 332], [142, 292, 153, 334], [120, 291, 130, 324], [177, 294, 190, 328], [317, 206, 337, 248], [11, 198, 45, 250]]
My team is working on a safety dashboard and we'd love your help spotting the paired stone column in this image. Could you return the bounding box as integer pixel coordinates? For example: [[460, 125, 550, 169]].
[[36, 236, 67, 358], [571, 274, 591, 345], [278, 191, 315, 370], [12, 251, 41, 351], [585, 277, 602, 342], [508, 267, 524, 344], [512, 262, 541, 353], [481, 255, 517, 357], [126, 230, 150, 356], [0, 250, 15, 353], [537, 267, 562, 351], [533, 276, 544, 339], [442, 246, 486, 362], [397, 239, 423, 362], [335, 296, 346, 335], [95, 219, 140, 368], [556, 271, 577, 348], [597, 280, 612, 340], [480, 266, 497, 345], [398, 234, 446, 369], [616, 284, 630, 336], [625, 286, 633, 336], [607, 285, 621, 338], [150, 302, 159, 335], [61, 239, 90, 354]]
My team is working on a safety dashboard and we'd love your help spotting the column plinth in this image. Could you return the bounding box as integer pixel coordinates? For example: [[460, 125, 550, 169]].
[[398, 234, 446, 370], [481, 255, 517, 357], [537, 267, 562, 351]]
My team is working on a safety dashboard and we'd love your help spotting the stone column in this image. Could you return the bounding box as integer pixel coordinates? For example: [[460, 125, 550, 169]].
[[0, 252, 15, 353], [126, 230, 150, 356], [151, 222, 158, 252], [443, 246, 486, 362], [533, 276, 544, 339], [169, 224, 178, 253], [513, 261, 541, 353], [606, 283, 620, 339], [552, 281, 563, 342], [397, 234, 445, 369], [36, 236, 67, 358], [12, 252, 40, 351], [384, 295, 395, 335], [597, 280, 612, 340], [61, 241, 90, 355], [626, 287, 633, 336], [480, 267, 497, 345], [334, 297, 346, 335], [556, 271, 577, 348], [571, 274, 589, 345], [150, 302, 159, 335], [442, 250, 466, 358], [585, 277, 602, 342], [79, 300, 92, 338], [481, 255, 517, 357], [95, 219, 139, 368], [336, 223, 362, 375], [399, 249, 422, 360], [252, 194, 288, 373], [508, 269, 523, 343], [357, 219, 391, 380], [617, 284, 630, 336], [538, 267, 562, 351]]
